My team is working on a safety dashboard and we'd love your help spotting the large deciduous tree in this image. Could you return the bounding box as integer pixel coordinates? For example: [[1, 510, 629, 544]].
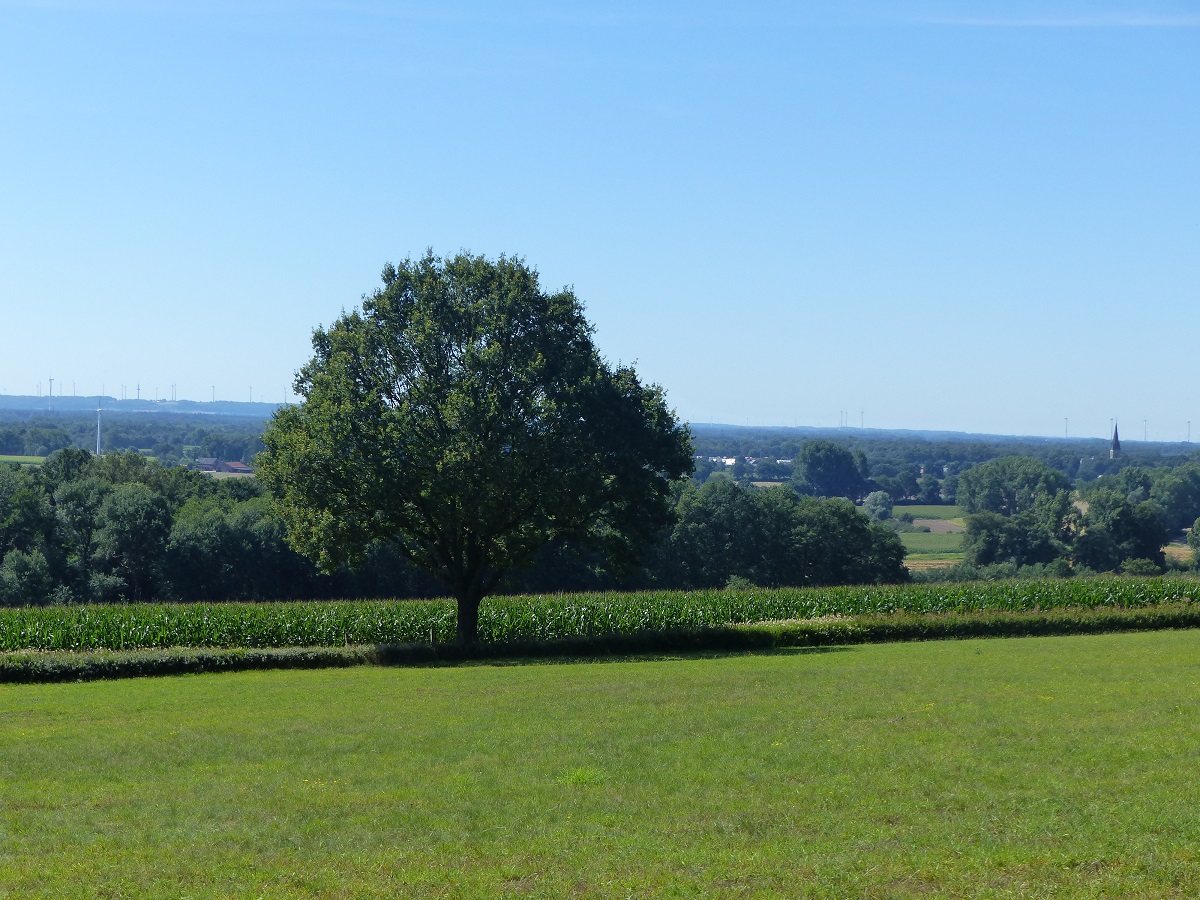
[[956, 456, 1070, 521], [258, 251, 693, 643], [651, 480, 907, 589], [791, 440, 868, 500]]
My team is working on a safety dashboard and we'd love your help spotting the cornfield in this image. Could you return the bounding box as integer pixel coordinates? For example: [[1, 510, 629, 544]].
[[1, 577, 1196, 653]]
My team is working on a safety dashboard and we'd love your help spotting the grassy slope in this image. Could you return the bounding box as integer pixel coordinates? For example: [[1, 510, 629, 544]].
[[4, 630, 1200, 898]]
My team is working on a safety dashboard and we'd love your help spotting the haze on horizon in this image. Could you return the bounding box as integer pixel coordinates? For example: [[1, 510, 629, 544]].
[[1, 1, 1196, 441]]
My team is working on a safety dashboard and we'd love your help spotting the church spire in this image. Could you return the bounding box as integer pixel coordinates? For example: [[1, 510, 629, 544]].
[[1110, 421, 1121, 460]]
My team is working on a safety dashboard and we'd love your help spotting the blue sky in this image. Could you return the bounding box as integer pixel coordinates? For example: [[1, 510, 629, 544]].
[[2, 1, 1197, 439]]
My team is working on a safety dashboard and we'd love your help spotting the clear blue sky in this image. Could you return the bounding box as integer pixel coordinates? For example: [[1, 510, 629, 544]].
[[2, 1, 1197, 439]]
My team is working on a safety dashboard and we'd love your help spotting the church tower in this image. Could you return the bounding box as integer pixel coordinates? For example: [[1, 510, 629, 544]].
[[1110, 421, 1121, 460]]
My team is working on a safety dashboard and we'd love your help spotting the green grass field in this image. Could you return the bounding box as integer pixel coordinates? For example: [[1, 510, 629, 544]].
[[896, 504, 963, 519], [4, 630, 1200, 897], [0, 455, 42, 466], [899, 530, 965, 554]]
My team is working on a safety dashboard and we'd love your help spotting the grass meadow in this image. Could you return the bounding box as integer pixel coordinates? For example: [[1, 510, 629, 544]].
[[4, 629, 1200, 898], [0, 456, 42, 466], [898, 531, 965, 555], [896, 504, 964, 520], [1165, 541, 1194, 565], [895, 506, 967, 567]]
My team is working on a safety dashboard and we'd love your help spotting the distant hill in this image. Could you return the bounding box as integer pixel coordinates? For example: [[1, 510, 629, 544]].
[[688, 422, 1094, 446], [0, 394, 280, 421], [687, 422, 1197, 470]]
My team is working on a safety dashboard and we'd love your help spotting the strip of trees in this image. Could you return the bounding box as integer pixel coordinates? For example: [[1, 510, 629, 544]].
[[0, 449, 908, 608], [0, 416, 265, 466], [3, 447, 1197, 608]]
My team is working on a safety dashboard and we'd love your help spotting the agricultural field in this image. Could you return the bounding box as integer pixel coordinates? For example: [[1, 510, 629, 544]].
[[895, 505, 967, 567], [898, 531, 965, 555], [3, 629, 1200, 897], [895, 504, 964, 520], [1165, 540, 1194, 566], [0, 455, 42, 466], [2, 578, 1197, 654]]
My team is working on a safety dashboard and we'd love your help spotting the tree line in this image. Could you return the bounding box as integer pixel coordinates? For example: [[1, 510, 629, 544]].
[[0, 414, 265, 466], [0, 448, 907, 608], [690, 425, 1200, 505], [3, 430, 1195, 609], [953, 456, 1200, 577]]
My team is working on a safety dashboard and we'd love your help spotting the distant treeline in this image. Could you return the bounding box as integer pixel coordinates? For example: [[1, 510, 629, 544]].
[[0, 449, 907, 607], [691, 430, 1200, 578], [6, 413, 1198, 491], [0, 411, 266, 466], [689, 424, 1200, 502], [4, 417, 1199, 606]]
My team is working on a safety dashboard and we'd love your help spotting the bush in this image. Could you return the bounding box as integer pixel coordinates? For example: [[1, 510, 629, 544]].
[[1122, 557, 1163, 577], [0, 549, 53, 606], [863, 491, 893, 522]]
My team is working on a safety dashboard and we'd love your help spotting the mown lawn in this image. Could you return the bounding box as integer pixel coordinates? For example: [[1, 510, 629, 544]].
[[3, 630, 1200, 897]]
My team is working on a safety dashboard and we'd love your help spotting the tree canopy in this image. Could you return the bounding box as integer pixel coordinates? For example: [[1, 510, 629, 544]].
[[956, 456, 1070, 520], [257, 251, 693, 642], [792, 440, 868, 499], [650, 480, 907, 590]]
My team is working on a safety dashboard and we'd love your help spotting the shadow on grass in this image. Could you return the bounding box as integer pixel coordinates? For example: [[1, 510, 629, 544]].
[[0, 628, 854, 684], [369, 626, 856, 670], [407, 643, 854, 670]]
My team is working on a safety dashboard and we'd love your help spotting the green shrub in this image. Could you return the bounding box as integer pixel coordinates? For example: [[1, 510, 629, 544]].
[[1123, 558, 1163, 577]]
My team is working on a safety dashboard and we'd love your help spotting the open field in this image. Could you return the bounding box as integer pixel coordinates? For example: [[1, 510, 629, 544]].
[[3, 630, 1200, 897], [0, 455, 43, 466], [901, 555, 962, 570], [1166, 541, 1194, 565], [895, 506, 967, 562], [899, 531, 965, 555], [913, 517, 966, 534], [895, 504, 964, 519]]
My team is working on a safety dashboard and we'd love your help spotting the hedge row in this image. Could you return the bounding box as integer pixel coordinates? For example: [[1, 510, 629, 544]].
[[4, 601, 1200, 684]]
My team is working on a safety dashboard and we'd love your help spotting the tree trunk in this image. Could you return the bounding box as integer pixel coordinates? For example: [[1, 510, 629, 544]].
[[455, 591, 482, 644]]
